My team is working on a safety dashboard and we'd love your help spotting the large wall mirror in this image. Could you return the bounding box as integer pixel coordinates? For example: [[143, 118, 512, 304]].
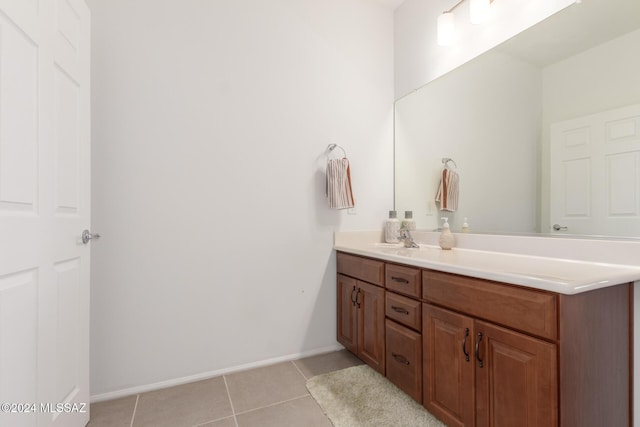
[[395, 0, 640, 238]]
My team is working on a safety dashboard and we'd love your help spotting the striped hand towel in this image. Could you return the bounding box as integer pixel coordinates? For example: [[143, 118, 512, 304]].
[[326, 158, 355, 209], [435, 167, 459, 211]]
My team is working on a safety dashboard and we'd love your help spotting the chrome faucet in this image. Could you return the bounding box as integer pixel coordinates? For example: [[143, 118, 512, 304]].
[[399, 229, 419, 248]]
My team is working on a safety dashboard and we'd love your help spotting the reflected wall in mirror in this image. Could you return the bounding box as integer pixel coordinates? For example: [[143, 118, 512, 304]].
[[395, 0, 640, 238]]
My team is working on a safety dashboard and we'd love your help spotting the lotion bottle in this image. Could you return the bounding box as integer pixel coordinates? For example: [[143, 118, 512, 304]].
[[462, 217, 470, 233], [438, 217, 456, 250], [401, 211, 416, 231], [384, 210, 400, 243]]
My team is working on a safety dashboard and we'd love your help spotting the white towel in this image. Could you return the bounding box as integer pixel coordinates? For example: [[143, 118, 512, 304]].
[[326, 158, 355, 209], [435, 168, 459, 211]]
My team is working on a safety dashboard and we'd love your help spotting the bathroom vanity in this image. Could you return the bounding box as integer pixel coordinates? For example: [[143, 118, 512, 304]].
[[335, 232, 640, 427]]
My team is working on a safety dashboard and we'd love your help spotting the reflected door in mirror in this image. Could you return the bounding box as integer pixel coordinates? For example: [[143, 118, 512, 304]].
[[550, 103, 640, 236]]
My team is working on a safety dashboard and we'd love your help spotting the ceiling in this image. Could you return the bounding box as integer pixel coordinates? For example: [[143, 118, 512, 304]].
[[497, 0, 640, 66]]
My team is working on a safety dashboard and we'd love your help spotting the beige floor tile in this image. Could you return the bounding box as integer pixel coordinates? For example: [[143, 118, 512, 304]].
[[235, 396, 332, 427], [225, 362, 308, 414], [89, 355, 356, 427], [293, 349, 363, 379], [87, 395, 137, 427], [132, 377, 232, 427]]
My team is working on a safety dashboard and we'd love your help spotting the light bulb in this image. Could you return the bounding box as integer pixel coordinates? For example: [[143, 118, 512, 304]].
[[437, 12, 455, 46], [470, 0, 491, 24]]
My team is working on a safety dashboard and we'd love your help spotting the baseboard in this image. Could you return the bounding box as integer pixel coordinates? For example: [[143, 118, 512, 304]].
[[90, 343, 344, 403]]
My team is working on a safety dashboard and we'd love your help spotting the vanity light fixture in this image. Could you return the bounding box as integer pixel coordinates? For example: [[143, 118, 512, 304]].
[[437, 11, 457, 46], [437, 0, 494, 46]]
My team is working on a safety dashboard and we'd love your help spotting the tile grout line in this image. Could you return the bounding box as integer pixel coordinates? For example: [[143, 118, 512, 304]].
[[129, 394, 140, 427], [191, 415, 237, 427], [290, 360, 309, 381], [222, 375, 239, 427], [190, 392, 312, 427]]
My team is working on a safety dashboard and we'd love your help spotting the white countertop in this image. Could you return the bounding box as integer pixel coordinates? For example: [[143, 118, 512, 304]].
[[334, 231, 640, 295]]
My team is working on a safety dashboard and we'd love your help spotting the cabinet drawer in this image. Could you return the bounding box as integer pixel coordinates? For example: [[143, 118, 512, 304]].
[[337, 252, 384, 286], [386, 292, 421, 331], [385, 319, 422, 403], [423, 270, 558, 340], [385, 264, 421, 298]]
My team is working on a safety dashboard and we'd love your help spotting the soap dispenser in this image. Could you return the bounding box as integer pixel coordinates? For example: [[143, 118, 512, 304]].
[[439, 217, 456, 250], [384, 210, 400, 243], [462, 217, 470, 233]]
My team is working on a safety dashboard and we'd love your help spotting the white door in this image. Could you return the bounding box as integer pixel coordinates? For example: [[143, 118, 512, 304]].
[[550, 104, 640, 237], [0, 1, 91, 426]]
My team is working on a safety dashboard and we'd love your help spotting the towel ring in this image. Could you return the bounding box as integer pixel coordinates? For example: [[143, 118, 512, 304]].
[[327, 144, 347, 158], [442, 157, 457, 169]]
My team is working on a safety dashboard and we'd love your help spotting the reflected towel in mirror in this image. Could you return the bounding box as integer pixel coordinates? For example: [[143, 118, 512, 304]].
[[435, 167, 459, 211]]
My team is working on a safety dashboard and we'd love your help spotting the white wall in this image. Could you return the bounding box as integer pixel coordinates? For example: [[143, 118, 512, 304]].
[[88, 0, 394, 398], [394, 0, 575, 99], [539, 28, 640, 231], [394, 50, 541, 232]]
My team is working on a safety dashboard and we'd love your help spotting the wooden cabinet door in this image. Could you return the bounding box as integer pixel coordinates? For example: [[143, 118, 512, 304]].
[[423, 304, 475, 427], [337, 274, 358, 354], [358, 280, 386, 374], [475, 320, 557, 427]]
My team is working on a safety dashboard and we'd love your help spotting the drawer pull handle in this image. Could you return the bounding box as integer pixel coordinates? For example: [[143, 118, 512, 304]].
[[475, 332, 484, 368], [350, 286, 357, 307], [355, 288, 361, 308], [462, 328, 470, 362], [391, 276, 409, 284], [392, 352, 410, 365], [391, 306, 410, 315]]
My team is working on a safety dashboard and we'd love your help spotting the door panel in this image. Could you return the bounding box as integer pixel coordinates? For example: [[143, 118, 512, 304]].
[[55, 0, 81, 79], [0, 270, 38, 427], [53, 258, 81, 401], [423, 304, 474, 427], [606, 152, 639, 216], [337, 274, 358, 354], [0, 18, 38, 210], [358, 280, 385, 374], [54, 67, 81, 214], [475, 320, 557, 427]]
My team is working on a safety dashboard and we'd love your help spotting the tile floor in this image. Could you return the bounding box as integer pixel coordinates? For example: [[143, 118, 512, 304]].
[[88, 350, 363, 427]]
